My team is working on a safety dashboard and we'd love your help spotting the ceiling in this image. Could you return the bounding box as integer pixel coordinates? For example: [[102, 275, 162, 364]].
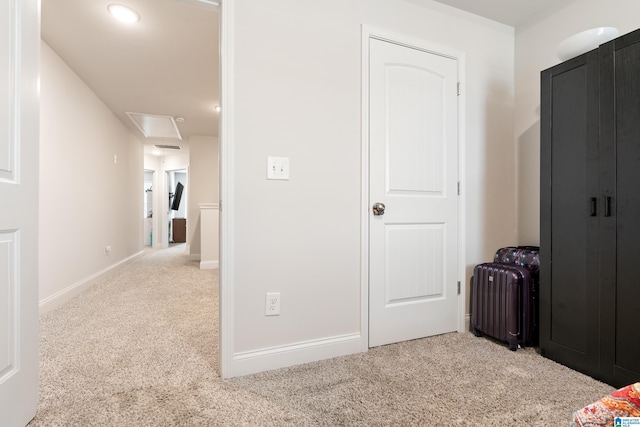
[[431, 0, 577, 28], [41, 0, 219, 155], [41, 0, 571, 156]]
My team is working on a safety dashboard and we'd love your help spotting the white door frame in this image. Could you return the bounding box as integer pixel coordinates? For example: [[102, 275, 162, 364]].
[[218, 0, 235, 379], [143, 169, 156, 247], [360, 26, 467, 350]]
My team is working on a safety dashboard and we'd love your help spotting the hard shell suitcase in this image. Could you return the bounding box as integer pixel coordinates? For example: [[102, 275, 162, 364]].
[[493, 246, 540, 280], [471, 261, 537, 351]]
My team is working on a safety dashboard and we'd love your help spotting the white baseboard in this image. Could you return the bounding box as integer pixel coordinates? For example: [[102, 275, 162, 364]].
[[191, 252, 219, 270], [39, 250, 144, 315], [231, 333, 364, 377], [200, 260, 219, 270]]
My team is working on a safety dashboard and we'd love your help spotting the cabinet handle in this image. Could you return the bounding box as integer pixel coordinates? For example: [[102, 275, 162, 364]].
[[590, 197, 597, 216], [604, 196, 612, 217]]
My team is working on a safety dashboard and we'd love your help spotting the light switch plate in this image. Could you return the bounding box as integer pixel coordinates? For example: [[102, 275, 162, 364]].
[[267, 156, 290, 180]]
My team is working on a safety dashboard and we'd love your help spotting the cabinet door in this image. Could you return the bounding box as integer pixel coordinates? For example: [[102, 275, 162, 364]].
[[540, 50, 601, 378], [600, 32, 640, 388]]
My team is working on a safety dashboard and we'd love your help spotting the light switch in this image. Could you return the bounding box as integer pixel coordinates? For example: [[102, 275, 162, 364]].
[[267, 156, 290, 180]]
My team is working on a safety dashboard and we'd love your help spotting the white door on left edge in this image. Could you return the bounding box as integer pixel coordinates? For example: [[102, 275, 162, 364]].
[[0, 0, 40, 425], [369, 37, 459, 348]]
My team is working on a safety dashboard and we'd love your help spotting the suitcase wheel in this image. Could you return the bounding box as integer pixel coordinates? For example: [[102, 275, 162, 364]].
[[472, 327, 482, 337]]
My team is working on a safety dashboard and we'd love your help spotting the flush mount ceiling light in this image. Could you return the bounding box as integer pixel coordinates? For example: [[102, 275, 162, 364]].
[[126, 112, 183, 140], [107, 4, 141, 24], [556, 27, 620, 61]]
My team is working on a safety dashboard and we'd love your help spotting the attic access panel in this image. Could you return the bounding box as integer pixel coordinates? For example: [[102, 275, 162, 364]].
[[126, 112, 182, 140]]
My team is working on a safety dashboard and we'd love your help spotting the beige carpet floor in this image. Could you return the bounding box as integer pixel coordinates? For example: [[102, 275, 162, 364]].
[[29, 244, 614, 426]]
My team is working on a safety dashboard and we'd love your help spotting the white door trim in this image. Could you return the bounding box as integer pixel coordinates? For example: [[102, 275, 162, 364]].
[[218, 0, 235, 379], [360, 25, 467, 347]]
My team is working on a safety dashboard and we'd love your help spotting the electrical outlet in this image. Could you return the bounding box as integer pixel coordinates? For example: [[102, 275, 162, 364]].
[[265, 292, 280, 316], [104, 245, 111, 255]]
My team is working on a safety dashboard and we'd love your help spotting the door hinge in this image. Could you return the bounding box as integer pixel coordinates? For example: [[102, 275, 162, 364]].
[[457, 281, 461, 295], [457, 181, 461, 196], [457, 82, 461, 96]]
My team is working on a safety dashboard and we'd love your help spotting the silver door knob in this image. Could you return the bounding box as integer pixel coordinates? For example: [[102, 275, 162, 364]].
[[372, 202, 386, 216]]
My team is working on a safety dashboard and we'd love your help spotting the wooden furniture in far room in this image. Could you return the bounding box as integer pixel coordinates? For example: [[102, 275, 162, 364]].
[[540, 28, 640, 388], [172, 218, 186, 243]]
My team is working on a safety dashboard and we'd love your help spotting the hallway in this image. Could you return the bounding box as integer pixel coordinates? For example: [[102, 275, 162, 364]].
[[32, 245, 227, 424]]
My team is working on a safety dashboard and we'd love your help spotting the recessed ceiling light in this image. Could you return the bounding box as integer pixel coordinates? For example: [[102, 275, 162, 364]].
[[107, 4, 140, 24], [214, 106, 221, 113]]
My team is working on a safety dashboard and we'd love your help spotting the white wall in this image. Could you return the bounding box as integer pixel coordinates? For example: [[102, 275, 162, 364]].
[[228, 0, 516, 375], [188, 135, 218, 258], [39, 41, 144, 311], [515, 0, 640, 244]]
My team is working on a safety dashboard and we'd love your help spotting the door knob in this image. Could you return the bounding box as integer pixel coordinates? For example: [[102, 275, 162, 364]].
[[372, 202, 386, 216]]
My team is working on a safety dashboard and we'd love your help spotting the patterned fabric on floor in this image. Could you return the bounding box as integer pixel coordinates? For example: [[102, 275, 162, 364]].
[[573, 382, 640, 426]]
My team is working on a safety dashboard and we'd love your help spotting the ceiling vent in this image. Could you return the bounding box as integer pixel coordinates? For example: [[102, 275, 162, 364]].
[[126, 112, 183, 140], [154, 144, 181, 150]]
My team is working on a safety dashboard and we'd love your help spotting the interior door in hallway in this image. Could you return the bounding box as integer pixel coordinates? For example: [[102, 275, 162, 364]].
[[368, 37, 459, 348], [0, 0, 40, 425]]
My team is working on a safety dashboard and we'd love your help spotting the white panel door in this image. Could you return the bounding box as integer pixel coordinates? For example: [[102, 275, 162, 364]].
[[369, 37, 459, 348], [0, 0, 40, 425]]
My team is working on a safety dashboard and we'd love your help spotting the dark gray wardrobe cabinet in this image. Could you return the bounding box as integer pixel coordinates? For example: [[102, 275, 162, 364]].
[[540, 28, 640, 388]]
